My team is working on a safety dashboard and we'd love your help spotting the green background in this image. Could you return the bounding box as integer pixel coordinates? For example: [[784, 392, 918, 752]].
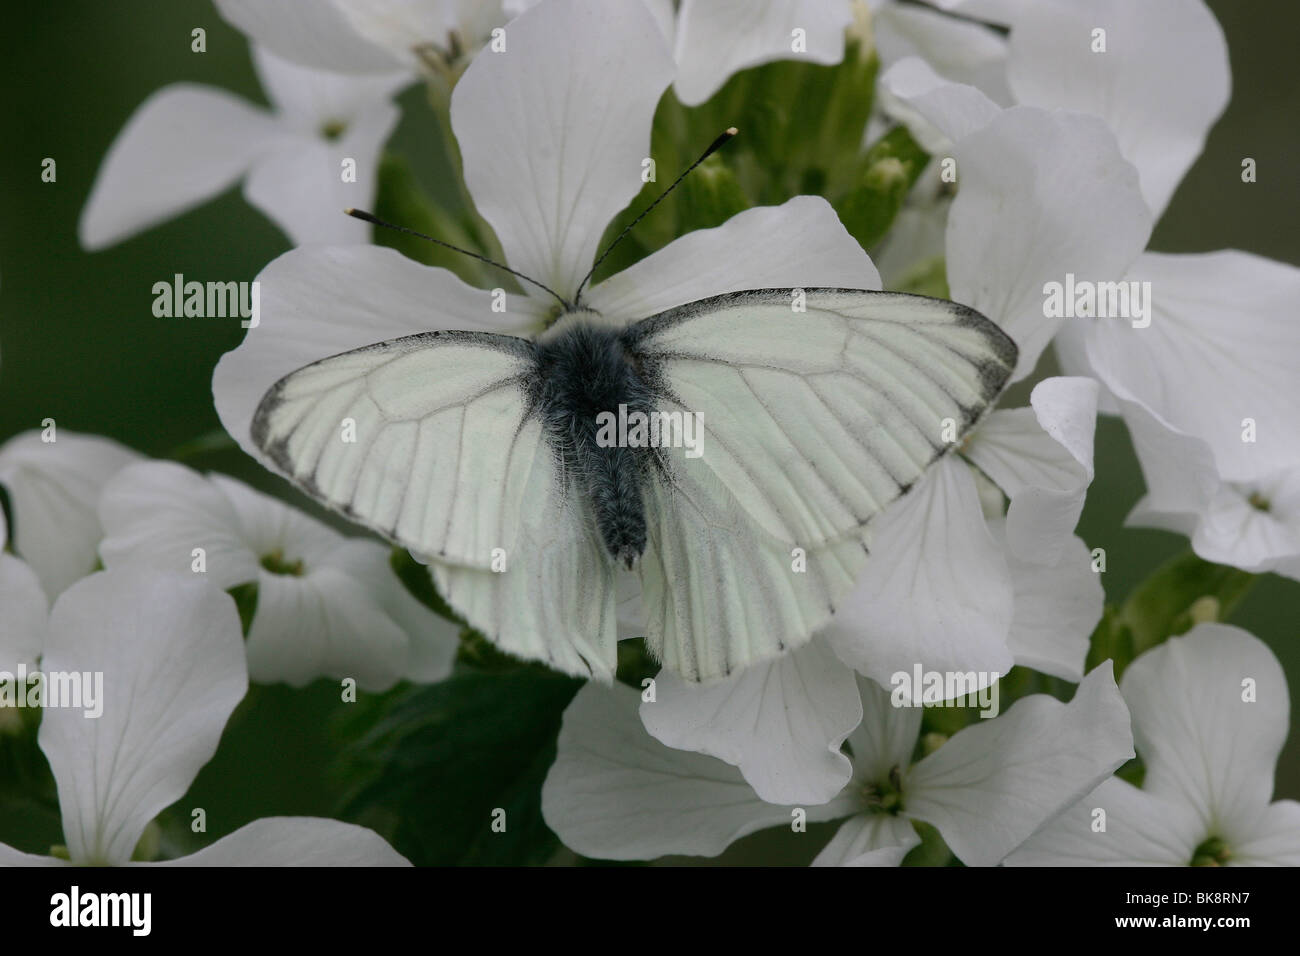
[[1, 1, 1297, 861]]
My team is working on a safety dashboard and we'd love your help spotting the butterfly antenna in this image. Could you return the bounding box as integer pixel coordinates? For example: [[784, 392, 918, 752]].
[[572, 127, 738, 306], [344, 208, 573, 310]]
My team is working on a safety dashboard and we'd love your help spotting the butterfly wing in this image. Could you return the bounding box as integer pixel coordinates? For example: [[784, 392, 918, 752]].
[[251, 330, 544, 570], [628, 288, 1017, 680], [251, 329, 619, 678]]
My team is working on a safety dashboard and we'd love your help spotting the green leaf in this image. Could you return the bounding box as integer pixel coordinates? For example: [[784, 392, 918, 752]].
[[337, 664, 582, 865]]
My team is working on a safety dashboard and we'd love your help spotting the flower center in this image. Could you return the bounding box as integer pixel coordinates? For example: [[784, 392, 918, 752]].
[[260, 548, 305, 576], [319, 119, 347, 142], [1247, 491, 1271, 513], [862, 765, 905, 814], [1189, 835, 1232, 866]]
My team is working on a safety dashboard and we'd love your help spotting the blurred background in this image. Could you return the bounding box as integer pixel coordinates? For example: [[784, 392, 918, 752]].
[[2, 0, 1297, 860]]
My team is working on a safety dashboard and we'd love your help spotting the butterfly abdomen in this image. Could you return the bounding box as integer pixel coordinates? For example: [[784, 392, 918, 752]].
[[532, 317, 654, 569]]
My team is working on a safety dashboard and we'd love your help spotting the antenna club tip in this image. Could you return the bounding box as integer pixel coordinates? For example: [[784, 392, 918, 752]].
[[344, 207, 357, 215], [725, 126, 738, 136]]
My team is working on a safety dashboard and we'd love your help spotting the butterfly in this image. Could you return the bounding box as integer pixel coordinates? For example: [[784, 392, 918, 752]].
[[249, 133, 1018, 684]]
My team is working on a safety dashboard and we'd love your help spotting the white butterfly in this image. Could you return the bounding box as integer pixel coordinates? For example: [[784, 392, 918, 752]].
[[251, 285, 1016, 683]]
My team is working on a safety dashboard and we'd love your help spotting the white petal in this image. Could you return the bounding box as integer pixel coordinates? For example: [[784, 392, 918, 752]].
[[947, 107, 1151, 380], [0, 844, 68, 866], [0, 431, 143, 597], [1190, 477, 1300, 577], [1117, 396, 1216, 540], [157, 817, 409, 866], [1230, 801, 1300, 867], [243, 104, 399, 246], [1121, 624, 1288, 836], [0, 554, 47, 673], [811, 813, 919, 867], [965, 376, 1097, 564], [873, 2, 1011, 104], [542, 682, 856, 860], [212, 0, 405, 73], [79, 85, 278, 250], [250, 46, 409, 130], [245, 541, 411, 692], [212, 245, 538, 467], [877, 57, 1001, 152], [845, 672, 924, 785], [1086, 251, 1300, 483], [824, 457, 1014, 692], [672, 0, 852, 106], [39, 570, 247, 866], [449, 0, 674, 298], [586, 196, 879, 322], [997, 525, 1101, 682], [640, 639, 860, 805], [98, 461, 262, 591], [1004, 776, 1201, 866], [332, 0, 506, 69], [1001, 0, 1229, 217], [904, 661, 1134, 866]]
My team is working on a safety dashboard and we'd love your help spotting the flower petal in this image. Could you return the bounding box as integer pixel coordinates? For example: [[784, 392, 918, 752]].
[[586, 196, 879, 322], [1086, 251, 1300, 483], [449, 0, 674, 297], [640, 639, 860, 805], [1004, 776, 1201, 866], [1230, 800, 1300, 867], [964, 376, 1097, 564], [542, 682, 855, 860], [212, 245, 537, 466], [1121, 624, 1288, 835], [0, 431, 142, 597], [0, 554, 47, 673], [904, 661, 1134, 866], [873, 3, 1011, 104], [213, 0, 405, 73], [672, 0, 852, 106], [810, 812, 920, 867], [246, 541, 411, 691], [79, 86, 278, 250], [1117, 396, 1216, 540], [39, 570, 247, 866], [846, 672, 924, 785], [1001, 0, 1229, 217], [157, 817, 409, 866], [824, 457, 1015, 692], [996, 524, 1101, 682], [250, 46, 409, 129], [877, 57, 1001, 152], [946, 107, 1151, 380], [98, 462, 262, 591]]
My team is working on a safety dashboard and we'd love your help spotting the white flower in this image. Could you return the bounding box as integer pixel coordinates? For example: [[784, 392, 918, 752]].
[[875, 0, 1229, 220], [1119, 398, 1300, 583], [542, 661, 1132, 864], [97, 461, 458, 691], [214, 0, 509, 75], [1007, 624, 1300, 866], [0, 569, 408, 866], [880, 61, 1300, 564], [79, 47, 406, 249], [0, 429, 142, 597]]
